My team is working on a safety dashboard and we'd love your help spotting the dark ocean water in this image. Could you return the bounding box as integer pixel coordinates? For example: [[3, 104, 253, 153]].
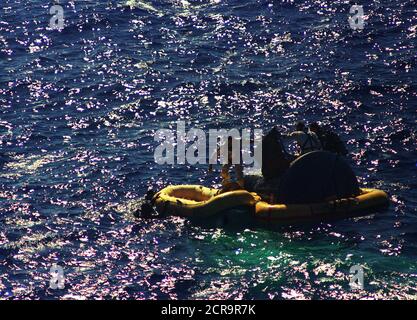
[[0, 0, 416, 299]]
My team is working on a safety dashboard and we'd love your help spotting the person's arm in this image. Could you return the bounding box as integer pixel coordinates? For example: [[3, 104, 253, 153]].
[[285, 131, 301, 143], [282, 131, 294, 142]]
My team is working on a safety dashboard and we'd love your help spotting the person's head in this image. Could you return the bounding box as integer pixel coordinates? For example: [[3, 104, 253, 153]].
[[295, 121, 306, 132], [309, 122, 321, 133], [268, 126, 279, 138], [263, 127, 281, 144]]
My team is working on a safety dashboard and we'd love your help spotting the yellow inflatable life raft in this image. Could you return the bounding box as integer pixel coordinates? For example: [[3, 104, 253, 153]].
[[255, 188, 389, 222], [152, 185, 389, 222], [153, 185, 259, 218]]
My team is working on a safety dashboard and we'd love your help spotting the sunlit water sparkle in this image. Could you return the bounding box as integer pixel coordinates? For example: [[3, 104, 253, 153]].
[[0, 0, 416, 299]]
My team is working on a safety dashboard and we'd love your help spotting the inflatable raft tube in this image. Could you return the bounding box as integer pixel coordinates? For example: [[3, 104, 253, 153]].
[[255, 188, 389, 222], [153, 185, 260, 218]]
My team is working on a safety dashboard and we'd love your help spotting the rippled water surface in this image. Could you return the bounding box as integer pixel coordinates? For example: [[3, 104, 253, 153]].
[[0, 0, 416, 299]]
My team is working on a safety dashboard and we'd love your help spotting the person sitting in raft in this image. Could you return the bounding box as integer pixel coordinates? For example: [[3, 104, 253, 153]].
[[261, 127, 292, 181], [208, 136, 244, 192], [309, 122, 348, 156], [253, 127, 292, 203], [244, 127, 294, 203], [286, 121, 322, 156]]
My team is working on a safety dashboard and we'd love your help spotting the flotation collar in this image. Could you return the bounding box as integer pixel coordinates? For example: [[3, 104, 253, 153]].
[[255, 188, 389, 222], [151, 185, 389, 222]]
